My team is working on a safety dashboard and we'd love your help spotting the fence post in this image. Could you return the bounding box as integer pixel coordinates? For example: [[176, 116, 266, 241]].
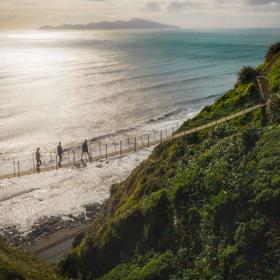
[[68, 151, 70, 165], [120, 141, 122, 155], [13, 158, 16, 177], [160, 131, 163, 143], [148, 134, 150, 147], [50, 152, 53, 168], [128, 136, 131, 150], [165, 128, 168, 139], [172, 128, 175, 139], [73, 151, 76, 166], [134, 137, 137, 152], [99, 142, 102, 156], [90, 147, 92, 161], [114, 139, 117, 153], [17, 161, 20, 178], [105, 144, 108, 160], [177, 122, 179, 129], [56, 155, 58, 169], [141, 135, 144, 147], [32, 153, 35, 172], [153, 129, 156, 143]]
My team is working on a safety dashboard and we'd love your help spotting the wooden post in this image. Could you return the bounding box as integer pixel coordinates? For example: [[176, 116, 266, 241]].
[[55, 155, 58, 169], [17, 161, 20, 178], [148, 134, 150, 147], [172, 128, 175, 139], [153, 129, 156, 142], [160, 131, 163, 143], [105, 144, 108, 160], [99, 142, 102, 156], [120, 141, 122, 155], [13, 158, 16, 177], [90, 147, 92, 161], [73, 151, 76, 166], [134, 137, 137, 151], [128, 136, 131, 150], [32, 153, 35, 172], [50, 152, 53, 168], [141, 135, 144, 147], [177, 122, 179, 129], [165, 128, 168, 138], [114, 139, 117, 153], [68, 151, 70, 165]]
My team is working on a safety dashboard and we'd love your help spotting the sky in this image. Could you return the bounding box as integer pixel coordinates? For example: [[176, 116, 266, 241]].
[[0, 0, 280, 30]]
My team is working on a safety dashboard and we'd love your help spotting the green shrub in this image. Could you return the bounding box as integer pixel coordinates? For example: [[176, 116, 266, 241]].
[[265, 42, 280, 62], [237, 66, 258, 84]]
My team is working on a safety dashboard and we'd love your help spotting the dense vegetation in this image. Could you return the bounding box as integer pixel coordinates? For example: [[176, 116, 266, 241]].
[[59, 48, 280, 279], [0, 240, 64, 280]]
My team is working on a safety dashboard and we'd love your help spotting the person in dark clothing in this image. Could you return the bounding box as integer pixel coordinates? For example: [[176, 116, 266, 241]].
[[81, 140, 89, 161], [57, 142, 63, 167], [36, 147, 42, 172]]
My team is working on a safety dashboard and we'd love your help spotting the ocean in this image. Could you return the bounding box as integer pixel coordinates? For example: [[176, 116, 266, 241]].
[[1, 29, 280, 168], [1, 28, 280, 234]]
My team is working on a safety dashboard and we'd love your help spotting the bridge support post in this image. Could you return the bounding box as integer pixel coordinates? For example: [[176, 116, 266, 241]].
[[17, 161, 20, 178], [67, 151, 70, 165], [73, 151, 76, 166], [99, 142, 102, 156], [105, 144, 108, 160], [114, 139, 117, 153], [128, 137, 131, 150], [134, 137, 137, 151], [13, 158, 16, 177], [32, 153, 35, 172], [50, 153, 53, 168], [90, 147, 92, 162]]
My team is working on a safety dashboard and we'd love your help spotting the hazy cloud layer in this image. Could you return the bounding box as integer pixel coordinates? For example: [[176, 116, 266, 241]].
[[0, 0, 279, 29]]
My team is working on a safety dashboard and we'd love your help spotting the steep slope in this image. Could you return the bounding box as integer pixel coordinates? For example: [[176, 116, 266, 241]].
[[0, 240, 65, 280], [60, 48, 280, 279]]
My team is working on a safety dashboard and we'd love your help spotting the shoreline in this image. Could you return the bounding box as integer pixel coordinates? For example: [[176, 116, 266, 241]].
[[23, 222, 92, 263]]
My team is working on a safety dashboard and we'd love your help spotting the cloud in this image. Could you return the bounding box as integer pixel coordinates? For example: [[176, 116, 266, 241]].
[[146, 1, 162, 11], [245, 0, 280, 5]]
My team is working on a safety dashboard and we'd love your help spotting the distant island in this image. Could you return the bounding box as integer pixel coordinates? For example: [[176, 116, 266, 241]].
[[39, 18, 179, 30]]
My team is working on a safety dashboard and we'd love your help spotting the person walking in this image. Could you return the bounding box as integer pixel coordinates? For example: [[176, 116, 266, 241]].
[[81, 140, 89, 161], [57, 142, 63, 167], [35, 148, 42, 172]]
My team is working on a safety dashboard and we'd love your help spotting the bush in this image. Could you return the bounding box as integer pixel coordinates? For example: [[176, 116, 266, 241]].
[[265, 42, 280, 62], [237, 66, 258, 84], [267, 93, 280, 123]]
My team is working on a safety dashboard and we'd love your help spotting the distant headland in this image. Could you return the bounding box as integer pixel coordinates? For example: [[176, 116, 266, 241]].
[[39, 18, 179, 31]]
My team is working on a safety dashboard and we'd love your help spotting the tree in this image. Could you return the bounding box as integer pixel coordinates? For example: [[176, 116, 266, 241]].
[[265, 42, 280, 62], [237, 66, 258, 84]]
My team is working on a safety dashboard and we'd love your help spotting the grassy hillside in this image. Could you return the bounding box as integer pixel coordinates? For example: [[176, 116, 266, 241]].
[[0, 240, 65, 280], [59, 47, 280, 279]]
